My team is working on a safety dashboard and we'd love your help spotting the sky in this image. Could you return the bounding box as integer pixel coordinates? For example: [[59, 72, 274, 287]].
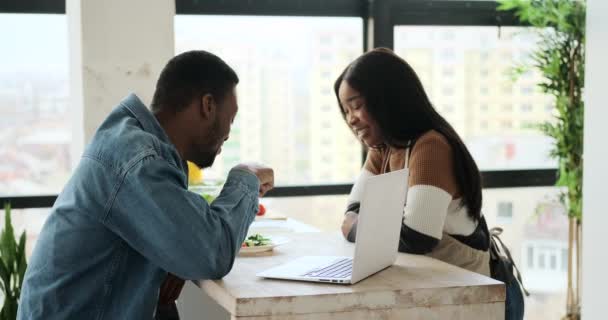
[[0, 13, 362, 73], [0, 14, 68, 73]]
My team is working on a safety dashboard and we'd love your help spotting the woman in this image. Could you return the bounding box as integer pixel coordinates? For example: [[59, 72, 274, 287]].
[[335, 48, 524, 320]]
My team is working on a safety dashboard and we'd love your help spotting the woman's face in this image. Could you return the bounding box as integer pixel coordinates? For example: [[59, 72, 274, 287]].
[[338, 80, 383, 148]]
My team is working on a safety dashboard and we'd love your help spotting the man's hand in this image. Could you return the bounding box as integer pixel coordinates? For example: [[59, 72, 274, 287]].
[[233, 163, 274, 197]]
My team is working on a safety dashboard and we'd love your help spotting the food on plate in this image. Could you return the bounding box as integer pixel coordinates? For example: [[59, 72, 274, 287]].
[[201, 194, 216, 203], [242, 233, 271, 247], [257, 204, 266, 216]]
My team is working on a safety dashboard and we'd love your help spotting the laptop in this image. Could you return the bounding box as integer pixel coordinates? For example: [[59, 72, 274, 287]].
[[257, 168, 408, 285]]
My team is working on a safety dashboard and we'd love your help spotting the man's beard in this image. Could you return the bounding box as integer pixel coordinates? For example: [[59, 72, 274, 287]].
[[192, 147, 218, 169], [192, 120, 222, 169]]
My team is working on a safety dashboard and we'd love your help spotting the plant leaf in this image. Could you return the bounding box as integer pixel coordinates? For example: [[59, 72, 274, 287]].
[[17, 232, 27, 287], [1, 204, 16, 270], [0, 259, 11, 297]]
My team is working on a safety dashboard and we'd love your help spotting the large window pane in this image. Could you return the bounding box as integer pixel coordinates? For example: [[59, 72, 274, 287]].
[[395, 26, 556, 170], [175, 16, 363, 185], [484, 187, 568, 320], [261, 195, 348, 232], [0, 14, 70, 196]]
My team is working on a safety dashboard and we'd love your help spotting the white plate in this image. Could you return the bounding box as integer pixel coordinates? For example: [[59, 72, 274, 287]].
[[239, 236, 289, 255]]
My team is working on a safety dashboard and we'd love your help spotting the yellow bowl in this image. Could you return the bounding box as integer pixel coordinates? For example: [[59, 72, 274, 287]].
[[187, 161, 203, 185]]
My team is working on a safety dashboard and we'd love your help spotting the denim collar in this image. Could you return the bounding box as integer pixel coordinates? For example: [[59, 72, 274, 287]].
[[119, 93, 172, 145], [119, 93, 187, 173]]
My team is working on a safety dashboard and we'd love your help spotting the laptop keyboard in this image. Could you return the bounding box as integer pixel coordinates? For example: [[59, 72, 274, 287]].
[[302, 258, 353, 279]]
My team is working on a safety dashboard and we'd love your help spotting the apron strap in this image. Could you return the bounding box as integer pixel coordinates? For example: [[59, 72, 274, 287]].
[[404, 147, 410, 169], [381, 148, 391, 174], [381, 142, 412, 174], [490, 227, 530, 296]]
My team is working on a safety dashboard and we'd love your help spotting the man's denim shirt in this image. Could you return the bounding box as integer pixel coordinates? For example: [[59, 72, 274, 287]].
[[18, 94, 260, 320]]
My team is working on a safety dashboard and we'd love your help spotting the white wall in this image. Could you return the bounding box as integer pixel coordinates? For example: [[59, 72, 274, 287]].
[[67, 0, 175, 166], [582, 0, 608, 318]]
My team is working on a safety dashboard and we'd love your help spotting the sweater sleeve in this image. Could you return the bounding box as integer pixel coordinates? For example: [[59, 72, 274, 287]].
[[346, 148, 384, 213], [343, 148, 385, 243], [399, 131, 459, 254], [343, 168, 374, 242]]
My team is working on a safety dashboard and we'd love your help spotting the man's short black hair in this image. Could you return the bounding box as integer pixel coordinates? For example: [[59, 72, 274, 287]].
[[151, 50, 239, 113]]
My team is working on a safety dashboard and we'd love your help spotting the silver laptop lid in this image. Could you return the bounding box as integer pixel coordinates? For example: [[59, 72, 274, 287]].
[[351, 168, 409, 283]]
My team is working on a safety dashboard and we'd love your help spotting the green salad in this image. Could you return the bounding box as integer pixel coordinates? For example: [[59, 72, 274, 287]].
[[201, 194, 216, 203], [242, 234, 272, 247]]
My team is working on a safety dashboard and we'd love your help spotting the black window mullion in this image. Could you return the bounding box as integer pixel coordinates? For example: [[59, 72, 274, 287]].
[[0, 0, 64, 14], [389, 1, 522, 27], [0, 0, 365, 16], [1, 195, 58, 209], [0, 169, 558, 209], [482, 169, 557, 189], [370, 0, 395, 49], [175, 0, 365, 17]]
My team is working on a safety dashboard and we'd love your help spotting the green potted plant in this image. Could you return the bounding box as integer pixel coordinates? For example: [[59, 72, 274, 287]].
[[497, 1, 586, 319], [0, 203, 27, 320]]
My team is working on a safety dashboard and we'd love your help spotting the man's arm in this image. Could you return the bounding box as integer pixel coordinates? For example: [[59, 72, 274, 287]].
[[106, 156, 260, 280]]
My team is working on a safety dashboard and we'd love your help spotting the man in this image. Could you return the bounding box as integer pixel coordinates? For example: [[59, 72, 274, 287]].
[[18, 51, 274, 319]]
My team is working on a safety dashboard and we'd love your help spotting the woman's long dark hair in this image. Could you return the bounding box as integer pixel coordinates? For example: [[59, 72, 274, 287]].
[[334, 48, 482, 220]]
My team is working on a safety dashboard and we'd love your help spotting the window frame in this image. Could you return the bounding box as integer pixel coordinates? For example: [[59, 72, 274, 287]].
[[0, 0, 556, 208]]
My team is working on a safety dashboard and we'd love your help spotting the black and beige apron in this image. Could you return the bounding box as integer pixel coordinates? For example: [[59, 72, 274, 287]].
[[381, 147, 491, 277]]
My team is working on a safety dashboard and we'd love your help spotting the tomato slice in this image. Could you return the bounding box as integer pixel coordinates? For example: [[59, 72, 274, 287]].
[[257, 203, 266, 216]]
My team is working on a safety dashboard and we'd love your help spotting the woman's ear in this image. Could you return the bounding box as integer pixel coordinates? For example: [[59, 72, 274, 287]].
[[200, 94, 216, 120]]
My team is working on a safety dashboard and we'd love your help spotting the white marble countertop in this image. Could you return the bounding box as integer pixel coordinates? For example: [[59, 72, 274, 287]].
[[189, 232, 505, 319], [247, 217, 320, 235]]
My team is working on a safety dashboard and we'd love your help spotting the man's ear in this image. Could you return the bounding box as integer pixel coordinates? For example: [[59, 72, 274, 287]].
[[200, 94, 215, 120]]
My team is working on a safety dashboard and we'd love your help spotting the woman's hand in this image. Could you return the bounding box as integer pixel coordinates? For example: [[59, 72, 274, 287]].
[[341, 211, 359, 239]]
